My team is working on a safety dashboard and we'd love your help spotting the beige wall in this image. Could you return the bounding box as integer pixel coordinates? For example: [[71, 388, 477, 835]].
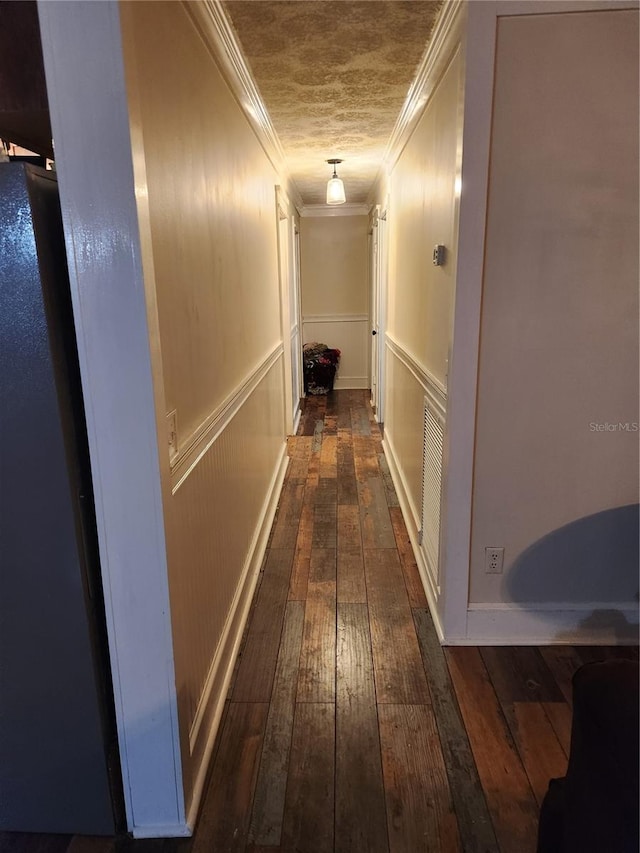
[[121, 0, 288, 815], [470, 9, 639, 606], [300, 215, 368, 315], [300, 215, 369, 388], [381, 47, 463, 521], [387, 47, 461, 387], [123, 1, 282, 444]]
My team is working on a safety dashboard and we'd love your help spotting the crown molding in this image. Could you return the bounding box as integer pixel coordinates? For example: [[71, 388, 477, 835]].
[[370, 0, 466, 202], [184, 0, 303, 210], [298, 202, 371, 218]]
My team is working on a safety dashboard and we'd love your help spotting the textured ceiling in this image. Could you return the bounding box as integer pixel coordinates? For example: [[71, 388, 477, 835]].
[[223, 1, 443, 205]]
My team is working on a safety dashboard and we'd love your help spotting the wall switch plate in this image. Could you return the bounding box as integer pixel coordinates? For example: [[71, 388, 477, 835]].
[[485, 546, 504, 574], [167, 409, 178, 462]]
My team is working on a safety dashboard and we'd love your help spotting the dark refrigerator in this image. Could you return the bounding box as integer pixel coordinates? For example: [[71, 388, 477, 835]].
[[0, 163, 120, 834]]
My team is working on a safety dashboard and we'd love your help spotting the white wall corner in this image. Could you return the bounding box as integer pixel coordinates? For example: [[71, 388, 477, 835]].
[[460, 603, 640, 646], [436, 0, 495, 643], [38, 0, 186, 836]]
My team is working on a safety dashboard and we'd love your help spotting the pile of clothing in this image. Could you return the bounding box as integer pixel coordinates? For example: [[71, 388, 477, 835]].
[[302, 342, 341, 395]]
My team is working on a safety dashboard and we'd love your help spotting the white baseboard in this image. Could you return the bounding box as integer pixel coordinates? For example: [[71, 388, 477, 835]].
[[382, 433, 445, 643], [132, 823, 192, 839], [450, 603, 640, 646], [382, 432, 638, 647], [292, 404, 301, 435], [334, 376, 369, 390], [185, 443, 289, 831]]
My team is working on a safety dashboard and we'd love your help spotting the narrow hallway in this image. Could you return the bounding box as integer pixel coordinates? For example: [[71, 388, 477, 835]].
[[189, 391, 628, 853], [194, 390, 487, 852], [2, 2, 637, 848], [1, 392, 636, 853]]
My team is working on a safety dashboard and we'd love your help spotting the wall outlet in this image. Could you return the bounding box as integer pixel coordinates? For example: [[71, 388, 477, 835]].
[[167, 409, 178, 461], [485, 546, 504, 574]]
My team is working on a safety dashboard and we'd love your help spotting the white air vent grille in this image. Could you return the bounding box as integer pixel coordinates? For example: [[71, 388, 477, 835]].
[[420, 393, 445, 590]]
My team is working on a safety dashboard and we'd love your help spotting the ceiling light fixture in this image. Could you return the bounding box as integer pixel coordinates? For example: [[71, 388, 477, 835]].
[[326, 159, 346, 205]]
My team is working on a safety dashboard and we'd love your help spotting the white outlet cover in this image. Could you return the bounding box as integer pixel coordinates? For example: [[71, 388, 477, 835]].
[[485, 546, 504, 574]]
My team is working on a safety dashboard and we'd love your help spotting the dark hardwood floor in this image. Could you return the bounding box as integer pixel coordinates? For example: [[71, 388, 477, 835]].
[[2, 391, 637, 853]]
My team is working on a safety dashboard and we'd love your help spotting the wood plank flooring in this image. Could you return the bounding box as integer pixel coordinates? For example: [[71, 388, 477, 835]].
[[2, 390, 637, 853]]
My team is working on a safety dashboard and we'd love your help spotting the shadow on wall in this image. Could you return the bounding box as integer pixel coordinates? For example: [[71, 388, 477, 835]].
[[505, 504, 640, 643]]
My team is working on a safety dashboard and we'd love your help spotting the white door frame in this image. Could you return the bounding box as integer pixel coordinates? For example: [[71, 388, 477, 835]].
[[38, 0, 186, 836], [291, 221, 303, 418], [439, 0, 634, 641], [276, 186, 300, 435], [369, 203, 389, 424], [369, 206, 379, 412], [376, 205, 389, 424]]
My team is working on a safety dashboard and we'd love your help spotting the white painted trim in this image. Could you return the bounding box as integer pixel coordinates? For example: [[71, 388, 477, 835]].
[[184, 1, 303, 211], [378, 0, 466, 180], [436, 0, 495, 644], [298, 203, 370, 218], [277, 185, 290, 221], [292, 405, 302, 435], [451, 603, 640, 646], [384, 343, 447, 607], [375, 206, 389, 424], [383, 433, 445, 642], [276, 186, 297, 437], [381, 435, 420, 553], [185, 445, 289, 826], [291, 217, 304, 422], [334, 376, 370, 390], [38, 0, 185, 835], [385, 334, 447, 404], [423, 381, 447, 425], [303, 313, 369, 324], [132, 824, 192, 840], [467, 601, 640, 613], [171, 344, 284, 491]]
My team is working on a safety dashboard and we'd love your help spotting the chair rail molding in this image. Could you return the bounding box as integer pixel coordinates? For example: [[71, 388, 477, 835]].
[[385, 333, 447, 403], [171, 344, 284, 492]]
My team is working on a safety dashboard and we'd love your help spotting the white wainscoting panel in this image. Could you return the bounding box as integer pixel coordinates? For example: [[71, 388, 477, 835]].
[[165, 352, 287, 828], [302, 314, 370, 390], [382, 338, 448, 639], [421, 390, 446, 594]]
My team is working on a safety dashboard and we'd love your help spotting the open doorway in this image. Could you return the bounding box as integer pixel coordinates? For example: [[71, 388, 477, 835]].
[[299, 209, 370, 394], [369, 204, 388, 424], [276, 186, 302, 435]]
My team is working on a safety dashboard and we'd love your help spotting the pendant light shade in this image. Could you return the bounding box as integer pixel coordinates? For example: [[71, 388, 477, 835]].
[[326, 159, 346, 205]]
